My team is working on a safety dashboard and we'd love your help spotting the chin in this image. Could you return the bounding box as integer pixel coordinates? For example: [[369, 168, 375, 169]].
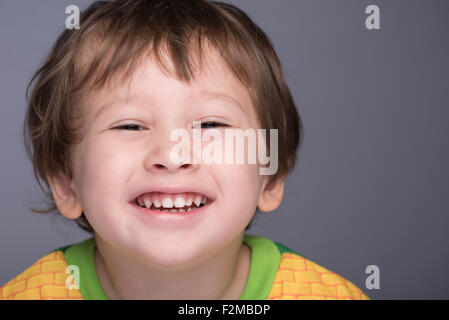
[[129, 238, 204, 267]]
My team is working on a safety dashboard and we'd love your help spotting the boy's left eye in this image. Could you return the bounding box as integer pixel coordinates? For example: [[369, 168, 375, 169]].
[[198, 122, 230, 129]]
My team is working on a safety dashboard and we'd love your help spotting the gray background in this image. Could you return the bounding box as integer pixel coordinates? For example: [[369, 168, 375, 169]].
[[1, 0, 448, 300]]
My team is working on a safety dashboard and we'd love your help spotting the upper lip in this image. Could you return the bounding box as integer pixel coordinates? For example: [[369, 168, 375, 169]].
[[130, 185, 215, 203]]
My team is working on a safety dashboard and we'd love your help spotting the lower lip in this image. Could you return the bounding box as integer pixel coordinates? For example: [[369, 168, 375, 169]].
[[130, 201, 211, 224]]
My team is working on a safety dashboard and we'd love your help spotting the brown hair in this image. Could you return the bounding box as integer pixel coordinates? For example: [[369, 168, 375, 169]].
[[24, 0, 303, 233]]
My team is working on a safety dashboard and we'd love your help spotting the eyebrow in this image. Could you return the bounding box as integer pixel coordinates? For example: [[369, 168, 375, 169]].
[[197, 90, 246, 113], [93, 90, 246, 120], [93, 95, 138, 121]]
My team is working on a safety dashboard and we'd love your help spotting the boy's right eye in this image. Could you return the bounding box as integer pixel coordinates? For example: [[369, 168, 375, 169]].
[[112, 124, 146, 131]]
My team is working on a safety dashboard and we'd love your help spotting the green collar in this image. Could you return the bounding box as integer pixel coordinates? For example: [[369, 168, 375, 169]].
[[63, 234, 281, 300]]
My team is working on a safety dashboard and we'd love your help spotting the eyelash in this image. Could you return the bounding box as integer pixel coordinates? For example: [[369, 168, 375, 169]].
[[198, 121, 230, 129], [112, 124, 146, 131], [112, 122, 229, 131]]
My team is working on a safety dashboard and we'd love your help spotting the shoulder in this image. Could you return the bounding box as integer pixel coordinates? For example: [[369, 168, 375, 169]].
[[268, 242, 370, 300], [0, 248, 83, 300]]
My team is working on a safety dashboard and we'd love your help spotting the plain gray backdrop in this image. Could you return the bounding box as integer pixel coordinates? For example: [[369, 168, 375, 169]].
[[1, 0, 448, 300]]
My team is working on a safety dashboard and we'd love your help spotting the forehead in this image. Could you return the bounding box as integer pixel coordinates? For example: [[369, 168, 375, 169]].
[[81, 47, 254, 120]]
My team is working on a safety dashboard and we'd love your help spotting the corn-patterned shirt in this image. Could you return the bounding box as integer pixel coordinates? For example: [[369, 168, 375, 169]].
[[0, 235, 370, 300]]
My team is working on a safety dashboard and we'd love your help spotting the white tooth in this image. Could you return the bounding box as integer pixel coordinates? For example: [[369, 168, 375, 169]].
[[153, 199, 161, 208], [137, 197, 145, 207], [179, 209, 186, 212], [144, 198, 152, 209], [170, 209, 178, 212], [200, 197, 207, 204], [174, 196, 186, 208], [193, 196, 202, 207], [187, 207, 192, 212], [186, 198, 193, 206], [162, 198, 174, 208]]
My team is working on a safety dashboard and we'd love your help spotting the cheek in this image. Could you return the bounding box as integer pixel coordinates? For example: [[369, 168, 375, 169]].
[[212, 162, 262, 219], [73, 139, 134, 221]]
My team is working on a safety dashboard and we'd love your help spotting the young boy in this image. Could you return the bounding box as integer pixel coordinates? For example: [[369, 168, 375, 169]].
[[1, 0, 369, 300]]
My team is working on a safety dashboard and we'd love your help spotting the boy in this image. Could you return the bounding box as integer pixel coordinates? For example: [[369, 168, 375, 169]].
[[1, 0, 369, 300]]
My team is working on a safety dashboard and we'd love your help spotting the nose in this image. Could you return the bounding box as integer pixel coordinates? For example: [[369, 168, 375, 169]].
[[151, 161, 196, 174], [143, 128, 199, 175]]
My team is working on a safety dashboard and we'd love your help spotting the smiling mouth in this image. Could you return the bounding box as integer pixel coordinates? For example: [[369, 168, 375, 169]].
[[135, 192, 210, 213]]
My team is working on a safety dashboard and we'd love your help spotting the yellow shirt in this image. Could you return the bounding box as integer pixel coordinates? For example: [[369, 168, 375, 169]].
[[0, 235, 370, 300]]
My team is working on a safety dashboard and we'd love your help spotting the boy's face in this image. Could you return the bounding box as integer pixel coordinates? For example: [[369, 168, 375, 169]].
[[52, 48, 283, 268]]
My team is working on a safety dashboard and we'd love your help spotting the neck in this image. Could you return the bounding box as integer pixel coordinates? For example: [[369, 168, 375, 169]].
[[93, 234, 251, 300]]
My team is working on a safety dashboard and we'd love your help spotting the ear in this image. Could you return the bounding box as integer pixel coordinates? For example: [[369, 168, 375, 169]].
[[47, 173, 83, 220], [257, 176, 285, 212]]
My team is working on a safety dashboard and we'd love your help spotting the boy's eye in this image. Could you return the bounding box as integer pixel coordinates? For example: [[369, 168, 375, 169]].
[[112, 124, 146, 131], [199, 122, 229, 129], [112, 122, 229, 130]]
